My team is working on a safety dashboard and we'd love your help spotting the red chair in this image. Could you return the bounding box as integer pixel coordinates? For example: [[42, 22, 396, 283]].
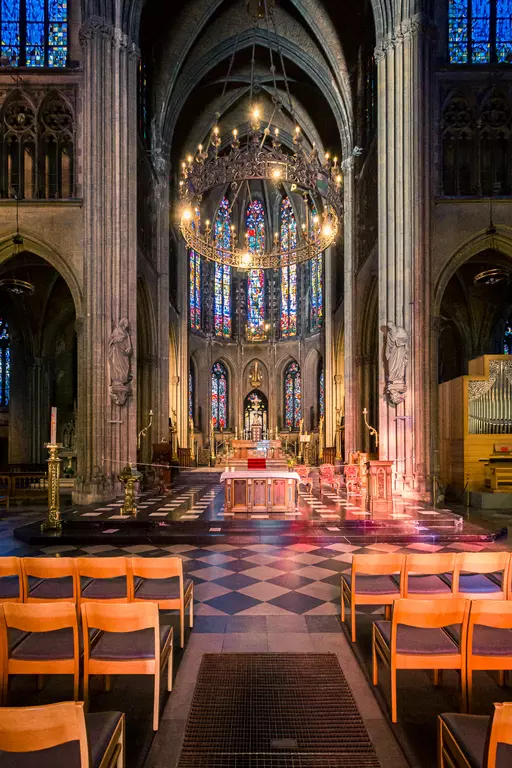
[[319, 464, 341, 493]]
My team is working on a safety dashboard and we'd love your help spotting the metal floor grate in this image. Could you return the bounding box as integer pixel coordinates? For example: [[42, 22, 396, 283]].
[[177, 653, 381, 768]]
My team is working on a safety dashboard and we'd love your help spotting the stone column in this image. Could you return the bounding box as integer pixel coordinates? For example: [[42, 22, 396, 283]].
[[342, 156, 357, 457], [177, 239, 189, 449], [324, 246, 335, 447], [74, 17, 139, 504], [153, 161, 170, 447], [376, 14, 432, 496]]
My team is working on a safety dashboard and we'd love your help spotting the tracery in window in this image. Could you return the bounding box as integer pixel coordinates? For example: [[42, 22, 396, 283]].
[[319, 363, 324, 422], [0, 0, 68, 67], [449, 1, 512, 64], [246, 199, 266, 340], [284, 360, 301, 430], [0, 319, 10, 408], [211, 361, 228, 429], [189, 367, 194, 423], [280, 197, 297, 338], [189, 208, 202, 331], [214, 197, 232, 338]]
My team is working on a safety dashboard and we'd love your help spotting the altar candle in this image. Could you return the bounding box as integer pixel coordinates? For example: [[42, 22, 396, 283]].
[[50, 407, 57, 444]]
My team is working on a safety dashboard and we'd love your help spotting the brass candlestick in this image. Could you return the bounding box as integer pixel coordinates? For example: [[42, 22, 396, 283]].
[[318, 416, 324, 461], [41, 443, 63, 532], [210, 417, 216, 461], [118, 464, 142, 515], [362, 408, 379, 448]]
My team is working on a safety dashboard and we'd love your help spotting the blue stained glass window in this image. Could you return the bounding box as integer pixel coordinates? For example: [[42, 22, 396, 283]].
[[280, 198, 298, 338], [246, 200, 266, 340], [189, 368, 194, 422], [0, 319, 10, 407], [284, 361, 301, 430], [0, 0, 67, 67], [212, 361, 228, 429], [309, 207, 323, 331], [504, 323, 512, 354], [189, 209, 202, 331], [214, 197, 232, 338], [449, 0, 512, 64], [319, 364, 324, 421]]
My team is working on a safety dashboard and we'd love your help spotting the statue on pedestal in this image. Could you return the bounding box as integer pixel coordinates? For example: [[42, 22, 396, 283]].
[[249, 361, 263, 389], [109, 318, 132, 406], [385, 322, 409, 406]]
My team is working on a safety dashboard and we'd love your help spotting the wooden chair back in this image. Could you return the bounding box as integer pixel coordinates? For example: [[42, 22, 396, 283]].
[[0, 556, 23, 602], [0, 701, 89, 766], [130, 556, 183, 581], [403, 553, 457, 576], [455, 551, 510, 576], [352, 553, 404, 578], [393, 597, 469, 630], [21, 557, 78, 602], [468, 599, 512, 630], [81, 601, 159, 634], [3, 601, 78, 634], [76, 557, 129, 579], [487, 702, 512, 766]]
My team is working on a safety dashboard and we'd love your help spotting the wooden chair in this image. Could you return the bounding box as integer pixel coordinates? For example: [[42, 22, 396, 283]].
[[22, 557, 78, 603], [131, 556, 194, 648], [0, 701, 125, 768], [372, 597, 470, 723], [343, 464, 362, 495], [0, 557, 23, 603], [446, 552, 511, 600], [439, 701, 512, 767], [341, 554, 404, 642], [81, 602, 173, 731], [3, 602, 80, 703], [295, 465, 313, 494], [401, 553, 458, 598], [0, 605, 5, 704], [77, 557, 134, 605], [465, 600, 512, 713], [319, 464, 342, 493]]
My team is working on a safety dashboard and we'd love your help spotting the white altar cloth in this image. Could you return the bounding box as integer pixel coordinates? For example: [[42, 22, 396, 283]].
[[221, 470, 301, 482]]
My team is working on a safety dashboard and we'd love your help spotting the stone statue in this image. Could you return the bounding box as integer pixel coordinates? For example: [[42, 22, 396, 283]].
[[109, 318, 132, 406], [249, 360, 263, 389], [385, 322, 409, 405]]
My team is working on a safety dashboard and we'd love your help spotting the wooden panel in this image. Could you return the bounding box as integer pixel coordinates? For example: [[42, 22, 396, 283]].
[[233, 479, 247, 507], [273, 479, 286, 507], [253, 479, 266, 507]]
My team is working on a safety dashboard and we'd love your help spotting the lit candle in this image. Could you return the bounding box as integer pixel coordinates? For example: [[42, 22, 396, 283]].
[[50, 407, 57, 444]]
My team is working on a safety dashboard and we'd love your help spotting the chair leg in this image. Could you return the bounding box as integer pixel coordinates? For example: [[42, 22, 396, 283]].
[[153, 672, 160, 731], [189, 589, 194, 628], [167, 645, 173, 692], [74, 670, 80, 702], [351, 599, 356, 643], [460, 665, 467, 714], [438, 718, 445, 768], [37, 674, 44, 691], [467, 669, 473, 714], [372, 629, 378, 686], [385, 605, 391, 621], [83, 672, 89, 710], [104, 675, 112, 692], [180, 605, 185, 648], [433, 669, 442, 687], [498, 670, 505, 687], [340, 586, 345, 624], [391, 663, 398, 723]]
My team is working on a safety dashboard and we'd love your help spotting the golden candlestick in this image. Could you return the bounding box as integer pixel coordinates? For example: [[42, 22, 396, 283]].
[[170, 409, 178, 462], [210, 417, 216, 461], [118, 464, 142, 516], [362, 408, 379, 448], [318, 416, 324, 461], [41, 443, 62, 532]]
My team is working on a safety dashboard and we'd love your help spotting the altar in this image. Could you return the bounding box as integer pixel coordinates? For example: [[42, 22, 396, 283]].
[[232, 439, 284, 460], [221, 470, 300, 513]]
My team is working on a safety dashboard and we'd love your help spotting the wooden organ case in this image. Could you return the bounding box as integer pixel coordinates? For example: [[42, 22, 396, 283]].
[[439, 355, 512, 492]]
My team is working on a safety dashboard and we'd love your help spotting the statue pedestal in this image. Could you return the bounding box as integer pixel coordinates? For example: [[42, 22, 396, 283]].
[[366, 460, 394, 514]]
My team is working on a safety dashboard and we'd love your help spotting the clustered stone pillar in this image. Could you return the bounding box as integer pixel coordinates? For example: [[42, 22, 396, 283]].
[[342, 155, 357, 457], [74, 17, 139, 504], [376, 13, 432, 496]]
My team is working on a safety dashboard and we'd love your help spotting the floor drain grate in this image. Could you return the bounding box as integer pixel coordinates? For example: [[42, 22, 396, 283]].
[[177, 653, 382, 767]]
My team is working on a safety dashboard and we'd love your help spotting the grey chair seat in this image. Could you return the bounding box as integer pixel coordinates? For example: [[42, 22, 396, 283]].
[[0, 575, 21, 599], [11, 628, 76, 661], [82, 576, 129, 600], [397, 574, 452, 594], [375, 620, 460, 655], [134, 576, 193, 601], [447, 624, 512, 656], [343, 574, 400, 595], [28, 576, 74, 600], [442, 573, 502, 594], [7, 628, 29, 652], [441, 712, 512, 768], [0, 711, 123, 768], [90, 625, 171, 661]]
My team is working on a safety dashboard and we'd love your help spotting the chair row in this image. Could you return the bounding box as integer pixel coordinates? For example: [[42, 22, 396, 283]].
[[341, 551, 511, 642], [0, 701, 125, 768], [439, 701, 512, 768], [0, 555, 194, 647], [372, 597, 512, 723], [0, 601, 173, 730]]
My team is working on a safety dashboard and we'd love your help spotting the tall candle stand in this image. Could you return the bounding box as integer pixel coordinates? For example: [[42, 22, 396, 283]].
[[318, 416, 324, 461], [41, 443, 62, 532], [118, 464, 142, 516]]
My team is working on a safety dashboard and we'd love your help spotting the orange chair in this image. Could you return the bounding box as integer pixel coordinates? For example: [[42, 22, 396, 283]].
[[3, 602, 80, 703], [401, 553, 458, 598], [372, 597, 470, 722], [0, 557, 23, 603], [439, 701, 512, 767], [341, 554, 404, 642], [465, 600, 512, 713], [77, 557, 134, 604], [447, 552, 511, 600], [0, 701, 125, 768], [22, 557, 78, 603], [131, 556, 194, 648], [81, 602, 173, 731], [0, 605, 5, 703]]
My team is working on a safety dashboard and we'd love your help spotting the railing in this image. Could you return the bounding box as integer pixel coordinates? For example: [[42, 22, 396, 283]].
[[0, 472, 48, 502]]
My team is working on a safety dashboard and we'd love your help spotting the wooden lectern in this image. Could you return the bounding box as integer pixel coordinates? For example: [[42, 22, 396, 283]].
[[152, 442, 172, 494], [366, 460, 393, 514]]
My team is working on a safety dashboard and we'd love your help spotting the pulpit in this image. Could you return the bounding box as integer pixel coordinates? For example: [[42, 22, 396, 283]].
[[366, 460, 393, 514]]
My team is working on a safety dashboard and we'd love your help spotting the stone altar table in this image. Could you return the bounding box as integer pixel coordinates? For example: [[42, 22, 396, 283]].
[[232, 440, 284, 460], [221, 470, 300, 513]]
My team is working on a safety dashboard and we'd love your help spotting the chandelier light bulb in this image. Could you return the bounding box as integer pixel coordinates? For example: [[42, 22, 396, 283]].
[[187, 155, 193, 164], [295, 125, 300, 134], [233, 128, 238, 137], [242, 252, 252, 267], [322, 222, 333, 237], [313, 215, 319, 224], [182, 208, 192, 221], [274, 127, 279, 136], [213, 126, 219, 135], [272, 168, 281, 179], [253, 108, 260, 120]]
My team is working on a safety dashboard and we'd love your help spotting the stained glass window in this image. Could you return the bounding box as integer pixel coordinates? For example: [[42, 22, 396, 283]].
[[189, 367, 194, 422], [246, 200, 266, 340], [280, 197, 298, 337], [319, 363, 324, 421], [309, 209, 323, 331], [211, 362, 228, 429], [189, 209, 202, 331], [138, 56, 149, 142], [214, 197, 232, 338], [284, 361, 301, 430], [449, 1, 512, 64], [0, 0, 68, 67], [0, 319, 10, 407], [504, 322, 512, 353]]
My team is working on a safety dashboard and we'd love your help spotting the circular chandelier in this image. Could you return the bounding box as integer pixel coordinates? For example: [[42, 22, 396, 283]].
[[178, 0, 343, 271], [474, 268, 511, 286]]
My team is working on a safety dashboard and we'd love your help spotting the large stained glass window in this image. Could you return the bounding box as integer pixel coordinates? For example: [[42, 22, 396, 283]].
[[309, 207, 323, 331], [214, 197, 232, 338], [280, 197, 298, 337], [284, 361, 301, 430], [189, 367, 194, 423], [0, 320, 10, 407], [246, 200, 266, 340], [319, 363, 324, 421], [449, 1, 512, 64], [189, 209, 202, 331], [0, 0, 68, 67], [211, 361, 228, 429], [504, 321, 512, 353]]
